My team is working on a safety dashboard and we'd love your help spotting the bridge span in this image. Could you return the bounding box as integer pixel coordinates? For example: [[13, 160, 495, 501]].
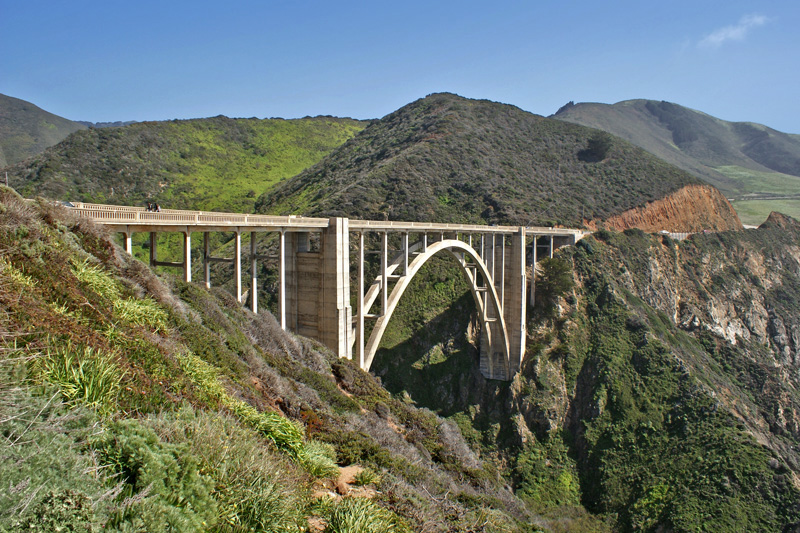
[[70, 202, 584, 380]]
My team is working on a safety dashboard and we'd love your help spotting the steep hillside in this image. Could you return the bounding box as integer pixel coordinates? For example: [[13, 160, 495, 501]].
[[512, 221, 800, 530], [553, 100, 800, 224], [256, 93, 739, 232], [0, 187, 559, 532], [4, 114, 366, 213], [0, 93, 86, 167]]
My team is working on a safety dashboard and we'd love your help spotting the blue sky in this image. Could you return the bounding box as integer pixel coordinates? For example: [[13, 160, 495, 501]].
[[2, 0, 798, 132]]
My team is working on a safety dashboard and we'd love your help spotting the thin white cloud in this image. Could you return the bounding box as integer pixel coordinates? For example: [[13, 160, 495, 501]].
[[699, 14, 769, 48]]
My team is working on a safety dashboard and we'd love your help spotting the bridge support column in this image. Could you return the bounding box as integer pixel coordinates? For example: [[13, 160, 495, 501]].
[[250, 232, 257, 313], [505, 228, 526, 373], [320, 218, 352, 359], [183, 231, 191, 283], [235, 231, 242, 303], [278, 230, 286, 330], [203, 232, 211, 289], [284, 232, 308, 334], [123, 232, 132, 255], [149, 232, 157, 267], [356, 231, 365, 368]]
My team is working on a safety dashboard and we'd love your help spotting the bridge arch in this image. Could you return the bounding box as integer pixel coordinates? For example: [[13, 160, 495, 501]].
[[360, 238, 511, 380]]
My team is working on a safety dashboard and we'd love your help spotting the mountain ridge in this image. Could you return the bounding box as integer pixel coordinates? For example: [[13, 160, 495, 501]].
[[552, 99, 800, 224], [0, 93, 87, 167], [4, 114, 367, 213], [256, 93, 740, 232]]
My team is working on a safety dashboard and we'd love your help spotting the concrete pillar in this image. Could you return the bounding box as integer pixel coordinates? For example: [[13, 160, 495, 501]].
[[203, 232, 211, 289], [284, 232, 299, 332], [183, 231, 192, 283], [235, 231, 242, 303], [529, 235, 537, 306], [402, 232, 409, 276], [381, 232, 388, 316], [357, 231, 365, 368], [504, 227, 527, 374], [250, 232, 257, 313], [149, 232, 157, 267], [319, 218, 352, 359], [278, 230, 286, 330], [124, 232, 132, 255]]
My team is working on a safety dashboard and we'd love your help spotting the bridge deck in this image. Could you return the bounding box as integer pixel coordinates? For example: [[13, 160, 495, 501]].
[[68, 202, 585, 237]]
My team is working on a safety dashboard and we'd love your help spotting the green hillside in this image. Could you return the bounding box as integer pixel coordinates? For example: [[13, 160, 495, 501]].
[[0, 93, 87, 167], [5, 114, 366, 213], [255, 93, 707, 228], [553, 99, 800, 224]]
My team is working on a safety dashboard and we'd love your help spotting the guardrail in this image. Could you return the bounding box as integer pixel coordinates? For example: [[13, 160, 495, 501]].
[[69, 203, 585, 237]]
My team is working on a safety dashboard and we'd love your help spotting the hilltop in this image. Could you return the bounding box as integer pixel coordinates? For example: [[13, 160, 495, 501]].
[[4, 114, 367, 213], [553, 99, 800, 224], [256, 93, 741, 232], [0, 93, 87, 167]]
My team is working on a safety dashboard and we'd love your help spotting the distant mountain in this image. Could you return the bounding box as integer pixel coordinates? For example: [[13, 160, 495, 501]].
[[552, 100, 800, 224], [0, 93, 86, 167], [5, 115, 367, 213], [256, 93, 740, 232], [76, 120, 138, 129]]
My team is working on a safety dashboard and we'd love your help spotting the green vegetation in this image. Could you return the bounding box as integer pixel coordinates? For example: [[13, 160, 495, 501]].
[[34, 341, 124, 414], [321, 497, 410, 533], [731, 197, 800, 225], [6, 114, 366, 213]]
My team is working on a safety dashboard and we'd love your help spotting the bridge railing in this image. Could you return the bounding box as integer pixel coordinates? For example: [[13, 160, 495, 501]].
[[67, 202, 586, 237]]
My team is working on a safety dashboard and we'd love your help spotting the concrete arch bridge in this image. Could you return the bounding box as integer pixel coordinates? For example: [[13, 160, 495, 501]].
[[70, 203, 583, 381]]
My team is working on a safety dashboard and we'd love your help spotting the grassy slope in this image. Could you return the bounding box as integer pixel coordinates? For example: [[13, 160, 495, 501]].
[[6, 114, 366, 213], [256, 93, 703, 228], [553, 100, 800, 224], [0, 93, 87, 167], [0, 187, 550, 532]]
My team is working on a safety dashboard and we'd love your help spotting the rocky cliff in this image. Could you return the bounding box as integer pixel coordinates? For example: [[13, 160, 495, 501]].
[[595, 183, 743, 233], [512, 215, 800, 530]]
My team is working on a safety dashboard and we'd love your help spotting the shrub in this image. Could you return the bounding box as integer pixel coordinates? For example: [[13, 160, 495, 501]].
[[534, 257, 574, 319], [90, 418, 217, 532], [0, 256, 35, 288], [178, 352, 306, 457], [145, 407, 309, 532], [71, 258, 121, 300], [113, 297, 169, 332], [0, 386, 108, 531], [34, 341, 124, 414], [13, 490, 97, 533], [324, 497, 410, 533], [299, 440, 340, 479], [353, 468, 381, 486]]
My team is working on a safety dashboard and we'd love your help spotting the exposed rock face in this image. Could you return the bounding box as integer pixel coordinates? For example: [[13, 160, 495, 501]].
[[515, 218, 800, 496], [598, 184, 742, 233]]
